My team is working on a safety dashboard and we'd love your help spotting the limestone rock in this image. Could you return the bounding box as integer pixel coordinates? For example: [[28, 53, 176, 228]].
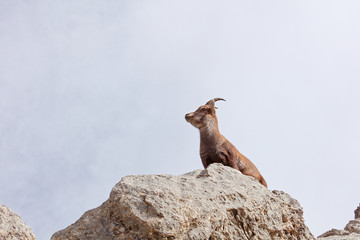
[[0, 204, 36, 240], [355, 204, 360, 221], [317, 232, 360, 240], [345, 219, 360, 235], [51, 163, 315, 240], [318, 204, 360, 240]]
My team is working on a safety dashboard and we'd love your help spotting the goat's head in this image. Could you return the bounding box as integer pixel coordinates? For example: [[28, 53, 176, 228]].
[[185, 98, 226, 129]]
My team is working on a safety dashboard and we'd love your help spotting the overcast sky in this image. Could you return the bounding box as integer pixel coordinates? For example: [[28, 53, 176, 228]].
[[1, 1, 360, 239]]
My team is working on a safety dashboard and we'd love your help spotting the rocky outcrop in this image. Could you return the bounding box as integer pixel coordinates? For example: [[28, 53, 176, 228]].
[[51, 163, 314, 240], [0, 204, 36, 240], [318, 204, 360, 240]]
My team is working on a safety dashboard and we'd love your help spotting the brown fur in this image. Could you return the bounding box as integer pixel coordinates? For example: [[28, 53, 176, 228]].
[[185, 98, 267, 188]]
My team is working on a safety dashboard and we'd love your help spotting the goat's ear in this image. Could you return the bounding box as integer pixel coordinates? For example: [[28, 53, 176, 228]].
[[205, 99, 216, 109]]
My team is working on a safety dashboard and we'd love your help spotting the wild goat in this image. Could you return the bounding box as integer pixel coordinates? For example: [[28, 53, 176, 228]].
[[185, 98, 267, 188]]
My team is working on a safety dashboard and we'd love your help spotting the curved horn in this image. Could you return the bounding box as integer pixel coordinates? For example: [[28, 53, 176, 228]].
[[205, 98, 226, 108]]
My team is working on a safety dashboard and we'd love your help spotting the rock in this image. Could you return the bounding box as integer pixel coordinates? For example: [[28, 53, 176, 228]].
[[317, 233, 360, 240], [345, 219, 360, 234], [355, 204, 360, 220], [0, 204, 36, 240], [318, 229, 352, 238], [318, 204, 360, 240], [51, 163, 315, 240]]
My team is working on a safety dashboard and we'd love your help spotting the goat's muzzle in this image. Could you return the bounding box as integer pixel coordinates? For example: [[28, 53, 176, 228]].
[[185, 113, 194, 122]]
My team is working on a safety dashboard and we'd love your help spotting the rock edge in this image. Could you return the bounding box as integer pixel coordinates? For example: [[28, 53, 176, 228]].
[[0, 204, 36, 240], [318, 204, 360, 240]]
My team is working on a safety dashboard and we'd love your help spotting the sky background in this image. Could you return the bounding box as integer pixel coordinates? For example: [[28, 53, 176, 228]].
[[1, 1, 360, 239]]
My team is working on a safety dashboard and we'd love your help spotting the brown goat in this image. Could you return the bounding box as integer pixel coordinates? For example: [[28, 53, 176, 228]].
[[185, 98, 267, 188]]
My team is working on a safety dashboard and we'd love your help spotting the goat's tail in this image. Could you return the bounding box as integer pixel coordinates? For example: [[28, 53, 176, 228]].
[[259, 176, 268, 188]]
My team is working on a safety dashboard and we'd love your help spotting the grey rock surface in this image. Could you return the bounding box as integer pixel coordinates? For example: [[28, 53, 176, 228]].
[[355, 205, 360, 221], [318, 233, 360, 240], [345, 219, 360, 235], [318, 204, 360, 240], [51, 163, 315, 240], [0, 204, 36, 240]]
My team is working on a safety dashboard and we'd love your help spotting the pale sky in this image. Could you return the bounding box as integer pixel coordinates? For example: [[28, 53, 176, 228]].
[[1, 1, 360, 239]]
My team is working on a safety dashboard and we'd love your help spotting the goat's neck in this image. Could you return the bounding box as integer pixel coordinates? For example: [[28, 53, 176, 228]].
[[199, 119, 224, 148]]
